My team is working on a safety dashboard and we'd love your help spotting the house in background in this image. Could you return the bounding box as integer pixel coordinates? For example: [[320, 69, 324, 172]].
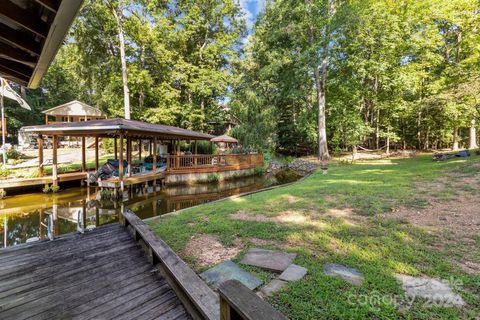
[[43, 100, 107, 124]]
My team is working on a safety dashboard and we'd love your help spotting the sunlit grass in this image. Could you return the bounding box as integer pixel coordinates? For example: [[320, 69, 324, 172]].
[[148, 154, 480, 319]]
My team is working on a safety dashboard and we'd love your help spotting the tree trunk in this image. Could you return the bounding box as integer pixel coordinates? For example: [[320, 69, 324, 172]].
[[386, 125, 390, 155], [375, 109, 380, 150], [308, 0, 334, 161], [469, 119, 478, 149], [452, 127, 459, 150], [139, 44, 145, 110], [111, 2, 130, 120], [351, 144, 357, 163]]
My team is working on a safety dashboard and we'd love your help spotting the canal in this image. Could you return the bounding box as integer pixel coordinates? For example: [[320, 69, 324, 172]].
[[0, 170, 301, 248]]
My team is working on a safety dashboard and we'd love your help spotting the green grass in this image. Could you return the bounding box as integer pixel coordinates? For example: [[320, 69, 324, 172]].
[[148, 155, 480, 319]]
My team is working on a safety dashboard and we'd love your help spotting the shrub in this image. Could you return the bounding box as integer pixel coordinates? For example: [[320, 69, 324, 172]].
[[206, 173, 219, 183], [6, 148, 24, 160], [254, 165, 266, 175], [0, 189, 6, 199], [0, 166, 11, 177], [42, 184, 50, 193], [51, 185, 60, 193]]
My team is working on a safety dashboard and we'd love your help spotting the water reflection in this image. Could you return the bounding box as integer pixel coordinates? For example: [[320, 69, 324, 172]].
[[0, 172, 299, 248]]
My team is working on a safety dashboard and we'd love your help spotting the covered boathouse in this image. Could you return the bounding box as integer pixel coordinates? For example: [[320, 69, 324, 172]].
[[13, 118, 263, 192]]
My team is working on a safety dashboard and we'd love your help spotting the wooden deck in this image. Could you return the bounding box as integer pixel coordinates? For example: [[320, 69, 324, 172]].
[[0, 171, 88, 190], [0, 223, 191, 320], [97, 171, 166, 188]]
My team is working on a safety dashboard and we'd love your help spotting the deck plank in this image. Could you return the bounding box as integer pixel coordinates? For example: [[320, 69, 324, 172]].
[[0, 224, 191, 320]]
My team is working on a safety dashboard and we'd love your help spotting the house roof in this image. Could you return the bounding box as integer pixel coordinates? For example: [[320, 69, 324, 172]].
[[23, 118, 215, 140], [42, 100, 105, 117], [0, 0, 84, 88], [210, 135, 238, 143]]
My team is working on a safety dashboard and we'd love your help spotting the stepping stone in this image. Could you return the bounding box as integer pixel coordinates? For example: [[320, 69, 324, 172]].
[[258, 279, 288, 298], [279, 264, 307, 282], [395, 274, 465, 306], [240, 248, 297, 273], [323, 263, 364, 286], [200, 261, 263, 290]]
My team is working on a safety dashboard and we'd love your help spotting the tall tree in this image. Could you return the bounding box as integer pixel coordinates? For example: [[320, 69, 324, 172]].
[[108, 0, 130, 119]]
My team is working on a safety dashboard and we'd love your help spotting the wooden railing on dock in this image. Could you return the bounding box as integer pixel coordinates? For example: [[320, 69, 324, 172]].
[[218, 280, 287, 320], [121, 209, 286, 320], [121, 209, 219, 320], [166, 154, 264, 173]]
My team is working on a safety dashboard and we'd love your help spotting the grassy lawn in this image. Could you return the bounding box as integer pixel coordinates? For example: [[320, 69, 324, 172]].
[[147, 155, 480, 319]]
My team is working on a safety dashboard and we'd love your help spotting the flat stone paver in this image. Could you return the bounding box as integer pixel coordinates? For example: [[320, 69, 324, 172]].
[[279, 264, 307, 282], [323, 263, 364, 285], [258, 279, 288, 298], [395, 274, 465, 306], [240, 248, 297, 273], [200, 260, 263, 290]]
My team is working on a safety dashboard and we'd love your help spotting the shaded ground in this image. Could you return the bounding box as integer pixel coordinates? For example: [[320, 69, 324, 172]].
[[148, 154, 480, 319]]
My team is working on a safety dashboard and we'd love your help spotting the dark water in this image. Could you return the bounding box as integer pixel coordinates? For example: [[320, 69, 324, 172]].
[[0, 170, 301, 248]]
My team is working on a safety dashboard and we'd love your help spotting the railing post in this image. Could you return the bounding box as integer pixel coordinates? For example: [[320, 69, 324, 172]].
[[52, 135, 58, 187], [37, 134, 44, 177], [153, 137, 157, 184]]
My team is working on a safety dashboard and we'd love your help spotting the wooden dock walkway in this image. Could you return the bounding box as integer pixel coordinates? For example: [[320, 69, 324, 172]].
[[0, 223, 190, 320], [0, 210, 286, 320]]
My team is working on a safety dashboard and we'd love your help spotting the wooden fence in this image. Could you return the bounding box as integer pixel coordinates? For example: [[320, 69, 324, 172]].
[[166, 154, 264, 173]]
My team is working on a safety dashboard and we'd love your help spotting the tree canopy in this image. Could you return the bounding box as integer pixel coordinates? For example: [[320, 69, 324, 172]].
[[4, 0, 480, 155]]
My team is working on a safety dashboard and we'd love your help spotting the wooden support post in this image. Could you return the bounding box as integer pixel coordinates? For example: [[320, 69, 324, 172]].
[[194, 140, 198, 166], [114, 137, 118, 160], [127, 136, 132, 177], [139, 139, 142, 161], [153, 137, 157, 184], [44, 114, 48, 124], [176, 140, 180, 168], [95, 207, 99, 227], [37, 134, 43, 177], [39, 208, 44, 240], [119, 133, 124, 192], [52, 135, 58, 187], [94, 136, 99, 170], [81, 136, 86, 172]]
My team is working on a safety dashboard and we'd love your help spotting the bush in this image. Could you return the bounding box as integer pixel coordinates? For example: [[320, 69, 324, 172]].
[[0, 166, 11, 177], [42, 184, 50, 193], [0, 189, 6, 199], [254, 165, 266, 175], [51, 185, 60, 193], [6, 148, 24, 160], [206, 173, 219, 183]]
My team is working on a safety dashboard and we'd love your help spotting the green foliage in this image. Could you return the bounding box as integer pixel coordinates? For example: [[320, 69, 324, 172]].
[[0, 166, 11, 177], [206, 173, 220, 183], [50, 185, 60, 193], [232, 0, 480, 154], [42, 184, 50, 194], [0, 189, 6, 199], [253, 165, 266, 175], [6, 149, 24, 160]]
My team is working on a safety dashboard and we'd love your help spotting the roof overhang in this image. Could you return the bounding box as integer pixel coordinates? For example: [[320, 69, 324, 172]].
[[23, 118, 215, 140], [0, 0, 84, 88]]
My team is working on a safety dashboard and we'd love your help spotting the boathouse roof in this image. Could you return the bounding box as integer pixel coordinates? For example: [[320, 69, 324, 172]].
[[24, 118, 215, 140]]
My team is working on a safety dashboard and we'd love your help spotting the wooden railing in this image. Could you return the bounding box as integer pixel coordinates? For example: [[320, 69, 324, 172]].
[[121, 209, 287, 320], [121, 209, 219, 320], [218, 280, 287, 320], [166, 154, 264, 172]]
